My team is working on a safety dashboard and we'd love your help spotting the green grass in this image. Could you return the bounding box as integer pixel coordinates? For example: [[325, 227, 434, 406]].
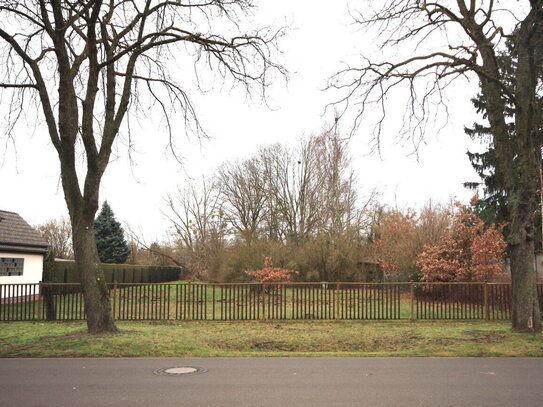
[[0, 320, 541, 358]]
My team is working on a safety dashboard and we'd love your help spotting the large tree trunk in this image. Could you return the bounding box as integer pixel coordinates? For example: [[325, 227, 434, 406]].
[[507, 8, 543, 333], [474, 6, 542, 333], [508, 140, 541, 332], [57, 128, 118, 333], [507, 126, 542, 332], [61, 156, 118, 333], [510, 238, 540, 331], [508, 124, 541, 331], [72, 218, 118, 334]]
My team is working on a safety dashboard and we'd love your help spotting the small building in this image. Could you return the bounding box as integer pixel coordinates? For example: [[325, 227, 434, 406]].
[[0, 210, 49, 291]]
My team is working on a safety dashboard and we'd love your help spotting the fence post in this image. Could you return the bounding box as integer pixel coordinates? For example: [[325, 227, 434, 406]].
[[335, 283, 340, 319], [410, 281, 415, 321], [188, 281, 192, 320], [484, 281, 489, 321], [44, 283, 56, 321], [167, 284, 171, 320], [112, 282, 117, 320], [262, 284, 267, 320], [212, 284, 216, 321], [37, 281, 43, 320]]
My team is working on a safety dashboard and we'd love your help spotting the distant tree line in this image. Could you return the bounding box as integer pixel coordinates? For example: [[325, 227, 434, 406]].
[[164, 129, 377, 282], [35, 131, 508, 284], [162, 131, 506, 283]]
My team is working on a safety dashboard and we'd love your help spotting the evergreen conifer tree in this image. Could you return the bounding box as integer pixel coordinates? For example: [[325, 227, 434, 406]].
[[94, 202, 131, 264], [464, 35, 542, 246]]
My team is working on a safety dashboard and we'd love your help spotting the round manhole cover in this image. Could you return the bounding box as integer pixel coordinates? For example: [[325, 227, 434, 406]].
[[154, 366, 207, 376]]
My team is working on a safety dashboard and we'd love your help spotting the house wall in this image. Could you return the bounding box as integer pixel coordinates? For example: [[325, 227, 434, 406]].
[[0, 252, 44, 286]]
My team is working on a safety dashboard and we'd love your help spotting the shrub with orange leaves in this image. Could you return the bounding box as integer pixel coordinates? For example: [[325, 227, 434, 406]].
[[245, 256, 298, 283], [368, 204, 451, 280], [416, 200, 507, 282], [372, 210, 418, 278]]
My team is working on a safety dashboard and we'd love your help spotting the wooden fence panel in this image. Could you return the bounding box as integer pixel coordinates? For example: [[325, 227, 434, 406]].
[[174, 283, 207, 320], [414, 283, 485, 320], [290, 284, 334, 320], [0, 284, 40, 321], [0, 282, 541, 322]]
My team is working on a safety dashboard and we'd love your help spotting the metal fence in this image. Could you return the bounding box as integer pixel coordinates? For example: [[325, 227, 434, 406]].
[[1, 282, 542, 322]]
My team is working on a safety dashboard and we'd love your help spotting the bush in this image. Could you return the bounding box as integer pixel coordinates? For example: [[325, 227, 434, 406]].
[[416, 201, 507, 282], [245, 257, 298, 283]]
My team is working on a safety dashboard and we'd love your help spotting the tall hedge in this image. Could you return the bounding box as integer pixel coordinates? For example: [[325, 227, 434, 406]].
[[46, 261, 181, 284]]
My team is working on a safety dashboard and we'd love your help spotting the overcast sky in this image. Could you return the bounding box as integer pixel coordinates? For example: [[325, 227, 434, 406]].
[[0, 1, 486, 241]]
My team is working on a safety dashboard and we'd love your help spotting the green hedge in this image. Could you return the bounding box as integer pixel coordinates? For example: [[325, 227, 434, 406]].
[[45, 261, 182, 284]]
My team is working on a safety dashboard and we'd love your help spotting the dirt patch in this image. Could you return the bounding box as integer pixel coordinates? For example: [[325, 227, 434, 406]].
[[359, 334, 441, 351], [212, 334, 435, 353], [211, 339, 298, 351], [250, 341, 296, 351], [30, 329, 133, 343], [464, 330, 507, 344], [423, 337, 457, 347], [63, 331, 122, 340]]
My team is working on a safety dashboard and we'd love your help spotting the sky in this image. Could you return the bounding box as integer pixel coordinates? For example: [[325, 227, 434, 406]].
[[0, 1, 487, 241]]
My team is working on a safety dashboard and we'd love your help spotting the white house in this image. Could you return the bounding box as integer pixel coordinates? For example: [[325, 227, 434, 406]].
[[0, 210, 49, 296]]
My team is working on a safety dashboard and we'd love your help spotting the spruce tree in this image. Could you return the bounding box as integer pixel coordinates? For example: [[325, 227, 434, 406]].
[[464, 36, 543, 246], [94, 202, 131, 264]]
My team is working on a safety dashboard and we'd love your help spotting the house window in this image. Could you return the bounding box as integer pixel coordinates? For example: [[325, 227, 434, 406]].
[[0, 258, 24, 276]]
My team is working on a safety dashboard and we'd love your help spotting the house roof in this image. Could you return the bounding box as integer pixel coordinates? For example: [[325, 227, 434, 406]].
[[0, 210, 49, 254]]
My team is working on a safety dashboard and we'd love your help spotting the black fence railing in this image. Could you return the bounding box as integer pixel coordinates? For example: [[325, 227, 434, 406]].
[[1, 282, 541, 322]]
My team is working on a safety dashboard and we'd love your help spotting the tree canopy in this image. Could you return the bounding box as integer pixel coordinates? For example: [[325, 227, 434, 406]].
[[0, 0, 284, 333], [417, 199, 507, 283], [331, 0, 543, 332], [463, 35, 543, 246]]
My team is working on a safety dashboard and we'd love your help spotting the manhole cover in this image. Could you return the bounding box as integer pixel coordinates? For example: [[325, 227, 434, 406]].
[[154, 366, 207, 376]]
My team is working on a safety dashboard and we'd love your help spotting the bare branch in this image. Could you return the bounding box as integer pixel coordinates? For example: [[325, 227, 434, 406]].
[[0, 83, 37, 88], [0, 0, 286, 331]]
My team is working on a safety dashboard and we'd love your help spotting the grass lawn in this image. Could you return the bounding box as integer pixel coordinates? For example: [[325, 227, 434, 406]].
[[0, 320, 541, 358]]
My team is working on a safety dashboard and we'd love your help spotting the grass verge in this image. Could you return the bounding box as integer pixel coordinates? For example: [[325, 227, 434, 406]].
[[0, 320, 541, 358]]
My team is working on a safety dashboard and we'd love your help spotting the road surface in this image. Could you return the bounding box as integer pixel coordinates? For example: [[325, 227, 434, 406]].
[[1, 358, 542, 406]]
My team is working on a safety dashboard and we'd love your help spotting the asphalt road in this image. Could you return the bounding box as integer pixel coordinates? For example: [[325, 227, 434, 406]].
[[1, 358, 542, 407]]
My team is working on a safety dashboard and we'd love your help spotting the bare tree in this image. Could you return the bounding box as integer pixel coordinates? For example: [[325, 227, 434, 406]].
[[330, 1, 542, 332], [0, 1, 284, 333], [216, 157, 267, 244], [164, 178, 227, 280], [35, 217, 74, 260], [124, 224, 183, 267], [253, 131, 374, 243], [260, 139, 322, 241], [164, 129, 377, 281], [312, 130, 368, 236]]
